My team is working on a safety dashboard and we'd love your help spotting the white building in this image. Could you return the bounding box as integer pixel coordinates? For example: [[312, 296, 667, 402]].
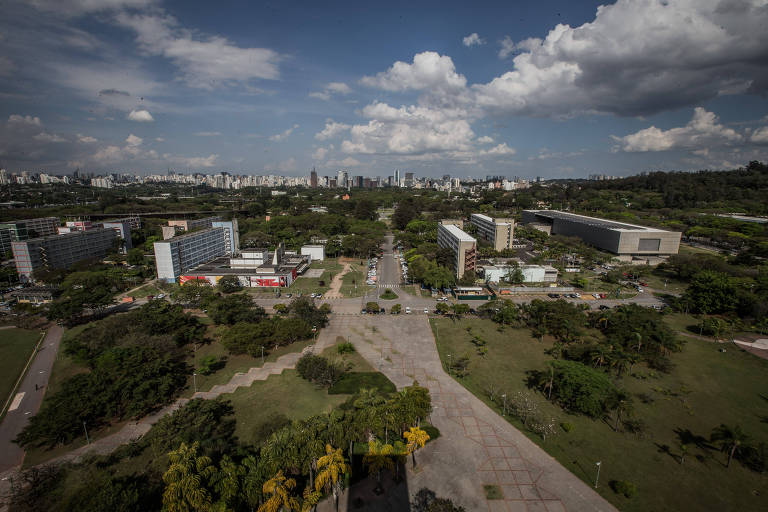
[[300, 244, 325, 262], [437, 222, 477, 278], [481, 264, 558, 283]]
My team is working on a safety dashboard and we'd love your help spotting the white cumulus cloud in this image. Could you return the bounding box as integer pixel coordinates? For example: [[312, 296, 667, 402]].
[[480, 143, 516, 156], [361, 51, 467, 96], [476, 0, 768, 117], [33, 132, 66, 143], [125, 134, 143, 146], [463, 33, 485, 47], [612, 108, 742, 152], [127, 109, 154, 122], [312, 147, 328, 160], [309, 82, 353, 101], [750, 126, 768, 144], [315, 121, 351, 140], [77, 134, 97, 143]]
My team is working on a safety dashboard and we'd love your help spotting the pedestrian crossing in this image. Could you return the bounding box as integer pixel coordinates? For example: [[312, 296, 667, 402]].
[[377, 284, 401, 288]]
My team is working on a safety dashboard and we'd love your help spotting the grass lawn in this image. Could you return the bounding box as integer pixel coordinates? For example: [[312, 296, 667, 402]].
[[128, 283, 162, 299], [339, 262, 375, 298], [430, 317, 768, 512], [227, 370, 349, 446], [380, 289, 399, 300], [0, 328, 43, 411], [181, 336, 314, 398], [288, 258, 344, 296], [679, 243, 721, 256]]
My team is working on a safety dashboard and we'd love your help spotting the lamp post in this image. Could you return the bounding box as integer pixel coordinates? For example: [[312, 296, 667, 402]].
[[502, 394, 507, 416], [447, 353, 452, 373], [594, 461, 601, 488], [261, 345, 265, 365], [193, 372, 197, 393]]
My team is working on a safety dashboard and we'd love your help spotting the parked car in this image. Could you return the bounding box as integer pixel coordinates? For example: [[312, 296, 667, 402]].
[[424, 308, 429, 314], [405, 306, 411, 314]]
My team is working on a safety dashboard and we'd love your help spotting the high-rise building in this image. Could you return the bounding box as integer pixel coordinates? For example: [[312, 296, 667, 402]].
[[470, 214, 515, 251], [167, 216, 221, 232], [153, 227, 229, 282], [337, 170, 348, 188], [12, 228, 119, 281], [394, 169, 400, 187], [437, 223, 477, 278], [211, 219, 240, 256], [404, 172, 414, 188], [310, 168, 318, 188]]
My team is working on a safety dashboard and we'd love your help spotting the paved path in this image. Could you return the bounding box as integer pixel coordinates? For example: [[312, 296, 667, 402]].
[[325, 259, 353, 299], [0, 325, 61, 474], [318, 315, 617, 512]]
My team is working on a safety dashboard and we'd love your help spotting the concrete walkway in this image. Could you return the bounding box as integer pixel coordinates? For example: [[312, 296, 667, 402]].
[[324, 259, 352, 299], [318, 315, 617, 512]]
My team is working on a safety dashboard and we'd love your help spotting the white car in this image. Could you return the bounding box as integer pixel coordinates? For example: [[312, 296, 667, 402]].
[[405, 306, 411, 314], [424, 308, 429, 314], [310, 293, 316, 298]]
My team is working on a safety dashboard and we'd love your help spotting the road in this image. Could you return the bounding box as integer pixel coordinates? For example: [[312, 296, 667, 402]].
[[0, 324, 63, 474]]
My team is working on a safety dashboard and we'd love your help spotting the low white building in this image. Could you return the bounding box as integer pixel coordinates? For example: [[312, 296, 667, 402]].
[[301, 244, 325, 262], [481, 264, 558, 283]]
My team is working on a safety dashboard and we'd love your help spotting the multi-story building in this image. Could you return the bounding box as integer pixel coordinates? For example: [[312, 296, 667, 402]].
[[102, 220, 135, 251], [521, 210, 681, 262], [211, 219, 240, 256], [310, 169, 318, 188], [437, 223, 477, 278], [0, 217, 60, 256], [12, 228, 118, 281], [153, 227, 228, 282], [167, 216, 221, 232], [470, 214, 515, 251]]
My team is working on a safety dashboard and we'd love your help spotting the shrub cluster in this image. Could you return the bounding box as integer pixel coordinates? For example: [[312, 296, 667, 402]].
[[296, 354, 345, 388]]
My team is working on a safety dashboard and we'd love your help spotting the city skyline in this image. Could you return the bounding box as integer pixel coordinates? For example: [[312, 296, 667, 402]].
[[1, 0, 767, 178]]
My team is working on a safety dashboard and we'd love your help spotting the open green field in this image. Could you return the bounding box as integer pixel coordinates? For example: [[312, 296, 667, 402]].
[[339, 262, 375, 298], [0, 328, 43, 411], [127, 283, 162, 299], [227, 370, 349, 446], [430, 317, 768, 512], [289, 258, 343, 295]]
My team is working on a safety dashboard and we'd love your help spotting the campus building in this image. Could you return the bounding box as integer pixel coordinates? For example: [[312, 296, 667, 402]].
[[480, 263, 558, 283], [469, 214, 515, 251], [521, 210, 681, 262], [11, 228, 119, 281], [0, 217, 60, 255], [211, 219, 240, 256], [437, 223, 477, 278], [153, 227, 229, 282]]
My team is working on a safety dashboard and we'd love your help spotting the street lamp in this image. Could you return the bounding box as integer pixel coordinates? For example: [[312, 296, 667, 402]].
[[594, 461, 601, 488], [447, 353, 452, 373], [502, 394, 507, 416]]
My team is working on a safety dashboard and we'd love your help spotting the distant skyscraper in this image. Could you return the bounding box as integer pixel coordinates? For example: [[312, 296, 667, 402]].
[[337, 170, 348, 188], [404, 172, 414, 187], [394, 169, 400, 187], [310, 168, 318, 188]]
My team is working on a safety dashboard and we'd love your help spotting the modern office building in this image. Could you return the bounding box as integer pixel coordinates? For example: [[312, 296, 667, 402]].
[[437, 223, 477, 278], [470, 214, 515, 251], [480, 263, 558, 283], [300, 244, 326, 262], [12, 228, 119, 281], [521, 210, 681, 261], [102, 220, 134, 251], [0, 217, 60, 255], [211, 219, 240, 256], [153, 227, 228, 282]]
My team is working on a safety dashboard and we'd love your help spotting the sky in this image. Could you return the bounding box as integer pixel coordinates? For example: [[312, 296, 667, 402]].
[[1, 0, 768, 179]]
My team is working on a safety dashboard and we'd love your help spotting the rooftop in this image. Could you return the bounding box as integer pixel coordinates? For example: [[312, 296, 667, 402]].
[[440, 223, 476, 243], [153, 227, 225, 245], [524, 210, 672, 232]]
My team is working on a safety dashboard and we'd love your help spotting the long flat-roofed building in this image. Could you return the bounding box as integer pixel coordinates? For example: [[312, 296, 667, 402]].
[[521, 210, 681, 261], [437, 223, 477, 278], [470, 214, 515, 251], [154, 227, 228, 282], [0, 217, 60, 256], [12, 228, 118, 281]]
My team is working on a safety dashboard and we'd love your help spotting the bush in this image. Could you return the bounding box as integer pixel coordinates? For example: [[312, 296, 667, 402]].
[[328, 372, 396, 395], [380, 289, 398, 300], [422, 423, 441, 441], [337, 342, 355, 354], [197, 355, 226, 376], [532, 360, 618, 418], [560, 422, 574, 433], [296, 354, 345, 388], [610, 480, 637, 498]]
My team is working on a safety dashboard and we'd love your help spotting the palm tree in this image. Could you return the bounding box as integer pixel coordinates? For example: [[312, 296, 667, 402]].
[[633, 331, 643, 353], [315, 444, 348, 511], [211, 455, 244, 509], [403, 426, 430, 469], [162, 442, 217, 512], [363, 439, 394, 492], [679, 444, 689, 465], [301, 487, 322, 512], [354, 388, 385, 409], [606, 390, 633, 432], [711, 424, 750, 468], [259, 470, 300, 512]]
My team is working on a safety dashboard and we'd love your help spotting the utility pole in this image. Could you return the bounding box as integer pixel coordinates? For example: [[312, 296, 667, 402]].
[[594, 461, 601, 488]]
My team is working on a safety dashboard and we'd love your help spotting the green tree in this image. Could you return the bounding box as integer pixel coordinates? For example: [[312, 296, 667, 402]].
[[403, 426, 430, 469], [217, 276, 241, 294], [259, 470, 300, 512], [363, 439, 395, 491], [161, 442, 217, 512], [683, 271, 738, 314], [126, 247, 146, 266], [315, 444, 348, 509], [711, 424, 750, 468]]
